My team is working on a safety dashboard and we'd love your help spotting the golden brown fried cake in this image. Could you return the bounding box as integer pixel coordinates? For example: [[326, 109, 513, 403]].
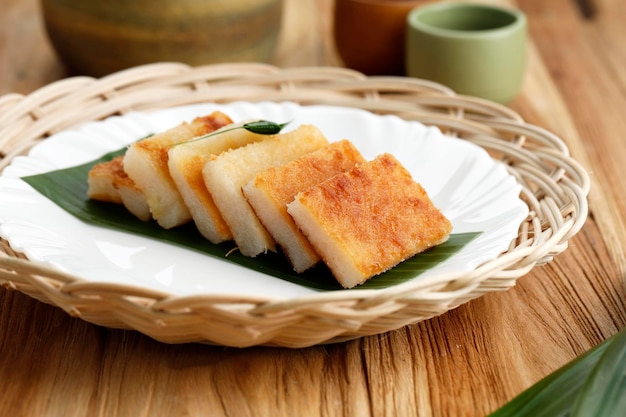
[[203, 124, 329, 257], [168, 121, 267, 244], [87, 156, 151, 221], [287, 153, 452, 288], [243, 140, 366, 272], [123, 111, 233, 229], [87, 157, 124, 204]]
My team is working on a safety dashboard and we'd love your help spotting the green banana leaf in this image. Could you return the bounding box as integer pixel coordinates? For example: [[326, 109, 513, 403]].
[[21, 147, 480, 291], [489, 326, 626, 417]]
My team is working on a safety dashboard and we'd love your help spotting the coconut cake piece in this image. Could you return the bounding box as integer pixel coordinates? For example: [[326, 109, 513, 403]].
[[168, 121, 268, 243], [88, 156, 151, 221], [88, 157, 124, 204], [287, 153, 452, 289], [123, 111, 233, 229], [242, 140, 366, 272], [203, 124, 329, 257]]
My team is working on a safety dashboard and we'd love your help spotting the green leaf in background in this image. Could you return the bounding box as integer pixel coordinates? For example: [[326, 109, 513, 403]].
[[570, 327, 626, 417], [488, 326, 626, 417], [21, 147, 479, 291]]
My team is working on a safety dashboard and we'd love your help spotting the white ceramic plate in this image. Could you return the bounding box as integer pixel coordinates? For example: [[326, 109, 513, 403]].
[[0, 102, 528, 299]]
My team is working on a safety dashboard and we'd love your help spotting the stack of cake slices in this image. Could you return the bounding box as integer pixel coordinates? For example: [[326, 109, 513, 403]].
[[88, 112, 452, 288]]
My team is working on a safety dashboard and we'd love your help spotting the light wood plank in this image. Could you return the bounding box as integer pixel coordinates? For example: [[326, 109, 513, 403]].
[[0, 0, 625, 416]]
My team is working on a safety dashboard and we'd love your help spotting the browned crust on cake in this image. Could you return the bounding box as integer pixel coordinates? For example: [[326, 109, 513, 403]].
[[88, 156, 141, 202], [202, 124, 329, 257], [288, 153, 452, 287], [249, 140, 366, 207], [132, 113, 234, 166], [171, 150, 232, 240], [167, 120, 269, 243], [88, 156, 152, 221], [123, 111, 233, 228], [88, 156, 126, 203], [243, 140, 366, 272]]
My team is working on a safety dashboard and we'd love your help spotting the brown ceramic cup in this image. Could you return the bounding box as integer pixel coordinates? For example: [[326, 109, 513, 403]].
[[333, 0, 431, 75]]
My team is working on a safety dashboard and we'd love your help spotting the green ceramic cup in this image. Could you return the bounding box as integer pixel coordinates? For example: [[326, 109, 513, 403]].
[[406, 2, 527, 104]]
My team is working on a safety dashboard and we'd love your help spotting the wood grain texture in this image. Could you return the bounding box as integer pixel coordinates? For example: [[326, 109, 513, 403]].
[[0, 0, 625, 416]]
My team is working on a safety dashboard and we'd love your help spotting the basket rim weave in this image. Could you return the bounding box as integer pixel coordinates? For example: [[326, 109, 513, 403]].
[[0, 63, 590, 347]]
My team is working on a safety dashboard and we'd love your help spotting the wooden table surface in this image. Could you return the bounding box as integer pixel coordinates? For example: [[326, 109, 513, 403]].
[[1, 0, 625, 416]]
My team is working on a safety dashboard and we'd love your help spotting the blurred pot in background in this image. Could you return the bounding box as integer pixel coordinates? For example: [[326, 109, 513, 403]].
[[41, 0, 283, 77], [333, 0, 430, 76]]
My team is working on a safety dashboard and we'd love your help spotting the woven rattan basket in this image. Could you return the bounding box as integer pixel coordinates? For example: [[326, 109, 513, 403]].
[[0, 63, 589, 348]]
